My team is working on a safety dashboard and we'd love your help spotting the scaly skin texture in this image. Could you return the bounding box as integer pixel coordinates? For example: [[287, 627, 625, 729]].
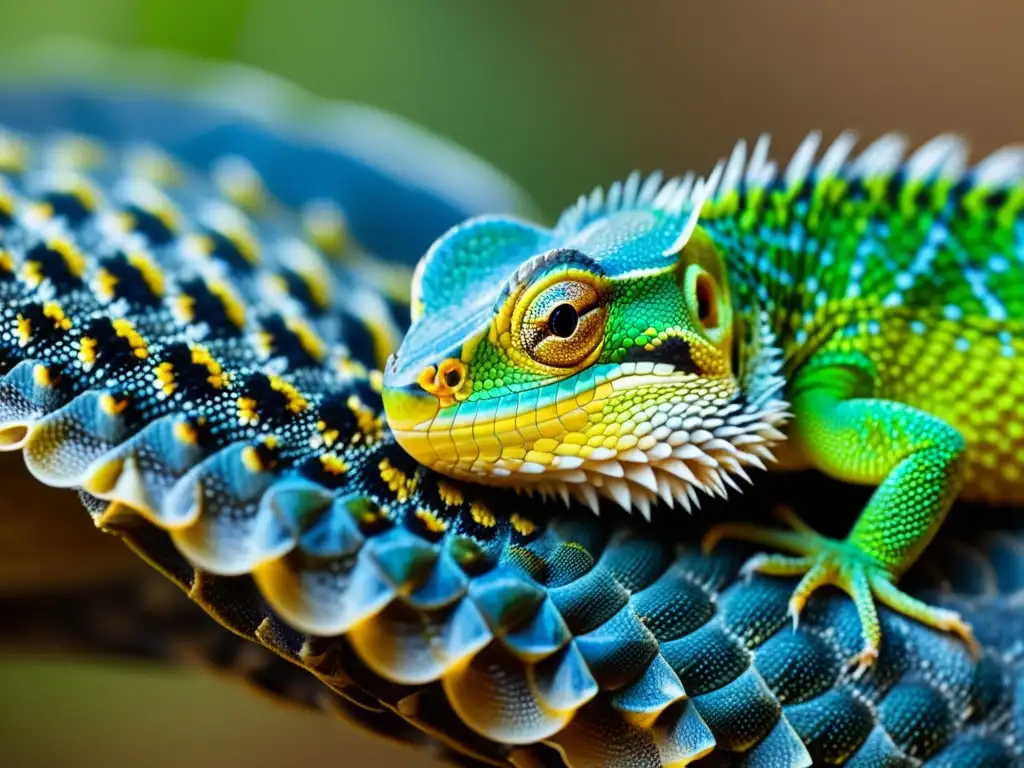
[[0, 55, 1022, 765], [383, 131, 1024, 665]]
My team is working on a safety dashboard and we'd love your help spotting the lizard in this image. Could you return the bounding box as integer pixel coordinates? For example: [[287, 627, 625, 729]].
[[381, 129, 1024, 670], [0, 43, 1022, 766]]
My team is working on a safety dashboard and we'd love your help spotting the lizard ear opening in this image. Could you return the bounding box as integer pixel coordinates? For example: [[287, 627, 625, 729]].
[[676, 230, 735, 371], [682, 261, 731, 348], [695, 271, 719, 330]]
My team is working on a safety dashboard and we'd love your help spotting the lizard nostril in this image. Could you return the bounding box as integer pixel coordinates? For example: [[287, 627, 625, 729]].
[[444, 368, 462, 388]]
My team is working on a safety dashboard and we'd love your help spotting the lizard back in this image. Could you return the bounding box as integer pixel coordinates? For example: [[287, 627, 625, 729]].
[[699, 132, 1024, 502]]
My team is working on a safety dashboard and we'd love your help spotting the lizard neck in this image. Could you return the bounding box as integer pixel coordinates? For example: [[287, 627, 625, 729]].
[[702, 223, 823, 369]]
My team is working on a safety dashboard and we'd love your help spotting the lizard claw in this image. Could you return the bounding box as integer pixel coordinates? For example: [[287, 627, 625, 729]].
[[706, 510, 980, 665], [848, 646, 880, 680]]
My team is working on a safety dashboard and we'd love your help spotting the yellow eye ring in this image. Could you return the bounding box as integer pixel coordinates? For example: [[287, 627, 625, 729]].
[[509, 270, 609, 370]]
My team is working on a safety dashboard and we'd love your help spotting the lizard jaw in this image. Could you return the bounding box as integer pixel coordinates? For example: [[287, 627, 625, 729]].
[[388, 313, 790, 519], [518, 389, 790, 520], [547, 310, 790, 519]]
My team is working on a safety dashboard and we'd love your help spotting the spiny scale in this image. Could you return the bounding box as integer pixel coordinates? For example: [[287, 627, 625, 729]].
[[0, 67, 1021, 768], [508, 129, 1024, 515], [694, 130, 1024, 357], [520, 321, 789, 520]]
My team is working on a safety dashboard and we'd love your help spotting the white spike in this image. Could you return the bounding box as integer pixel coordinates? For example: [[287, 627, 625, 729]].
[[638, 171, 664, 205], [676, 172, 696, 202], [708, 470, 729, 499], [653, 177, 681, 209], [704, 438, 741, 456], [905, 133, 962, 182], [722, 472, 743, 493], [850, 132, 908, 178], [716, 455, 742, 475], [605, 478, 634, 511], [700, 159, 726, 203], [622, 170, 642, 208], [816, 131, 858, 179], [756, 161, 777, 186], [730, 433, 767, 446], [606, 180, 623, 213], [590, 460, 624, 477], [661, 168, 715, 256], [719, 138, 747, 198], [657, 480, 675, 508], [732, 464, 754, 485], [666, 175, 693, 216], [624, 464, 659, 494], [576, 483, 601, 515], [784, 130, 822, 190], [663, 477, 692, 513], [672, 443, 712, 463], [659, 458, 699, 486], [974, 145, 1024, 188], [746, 133, 772, 184], [634, 494, 652, 521], [939, 140, 969, 180], [558, 470, 587, 483], [687, 485, 701, 510]]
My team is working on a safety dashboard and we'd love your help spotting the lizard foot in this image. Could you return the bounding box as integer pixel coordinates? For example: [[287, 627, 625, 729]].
[[702, 506, 979, 667]]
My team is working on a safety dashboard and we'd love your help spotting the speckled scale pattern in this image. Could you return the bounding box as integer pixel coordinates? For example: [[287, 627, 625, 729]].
[[0, 127, 421, 531], [0, 76, 1021, 766], [700, 133, 1024, 501], [105, 457, 1024, 768]]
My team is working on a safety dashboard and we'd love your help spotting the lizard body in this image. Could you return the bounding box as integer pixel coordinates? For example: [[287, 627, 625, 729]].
[[382, 131, 1024, 664], [0, 46, 1022, 766]]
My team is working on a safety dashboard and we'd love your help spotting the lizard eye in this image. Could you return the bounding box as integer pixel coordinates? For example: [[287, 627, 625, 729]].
[[519, 279, 607, 368]]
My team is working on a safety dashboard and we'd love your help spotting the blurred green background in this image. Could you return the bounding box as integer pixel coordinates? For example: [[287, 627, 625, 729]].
[[1, 1, 1022, 765]]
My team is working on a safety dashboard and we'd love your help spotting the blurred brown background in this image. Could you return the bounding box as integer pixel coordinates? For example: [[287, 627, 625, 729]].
[[1, 1, 1022, 766]]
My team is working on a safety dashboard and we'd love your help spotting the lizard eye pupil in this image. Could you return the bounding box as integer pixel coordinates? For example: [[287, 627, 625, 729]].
[[548, 304, 579, 338]]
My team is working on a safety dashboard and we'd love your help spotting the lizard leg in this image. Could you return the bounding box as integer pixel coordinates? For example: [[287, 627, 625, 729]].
[[704, 363, 974, 664]]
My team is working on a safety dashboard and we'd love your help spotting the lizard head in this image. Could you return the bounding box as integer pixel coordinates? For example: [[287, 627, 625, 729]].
[[383, 171, 788, 516]]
